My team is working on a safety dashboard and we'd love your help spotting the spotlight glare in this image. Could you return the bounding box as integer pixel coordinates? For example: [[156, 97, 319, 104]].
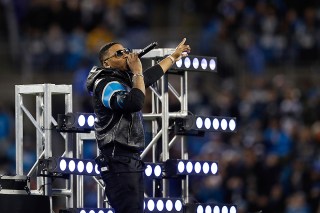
[[95, 164, 100, 174], [184, 57, 191, 68], [176, 59, 182, 68], [157, 200, 164, 211], [222, 206, 228, 213], [211, 163, 218, 175], [178, 161, 185, 173], [209, 59, 216, 70], [221, 119, 227, 130], [89, 210, 94, 213], [196, 117, 203, 128], [87, 115, 95, 127], [69, 160, 76, 172], [145, 165, 152, 177], [78, 115, 86, 127], [59, 159, 67, 171], [213, 118, 219, 130], [214, 206, 220, 213], [192, 58, 199, 69], [229, 119, 236, 131], [197, 205, 204, 213], [166, 200, 173, 211], [202, 162, 209, 174], [148, 200, 155, 211], [175, 200, 183, 211], [205, 205, 212, 213], [80, 210, 86, 213], [204, 118, 211, 129], [154, 165, 162, 177], [230, 206, 237, 213], [201, 59, 208, 69], [77, 161, 84, 173], [86, 162, 93, 174], [98, 211, 104, 213], [186, 162, 193, 173], [195, 162, 201, 174]]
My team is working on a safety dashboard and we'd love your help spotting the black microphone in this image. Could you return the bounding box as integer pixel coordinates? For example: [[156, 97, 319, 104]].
[[138, 42, 158, 58]]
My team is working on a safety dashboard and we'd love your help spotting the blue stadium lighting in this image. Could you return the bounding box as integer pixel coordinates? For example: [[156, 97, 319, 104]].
[[144, 163, 163, 179], [176, 115, 237, 133], [184, 203, 237, 213], [165, 159, 219, 177], [59, 208, 114, 213], [57, 112, 96, 133], [144, 198, 183, 213], [170, 55, 217, 72], [52, 157, 100, 176]]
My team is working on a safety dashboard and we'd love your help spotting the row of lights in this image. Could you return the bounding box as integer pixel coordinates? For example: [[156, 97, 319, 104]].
[[185, 203, 237, 213], [195, 116, 236, 132], [171, 56, 217, 72], [165, 160, 218, 177], [144, 198, 183, 213], [43, 158, 219, 178], [59, 208, 114, 213]]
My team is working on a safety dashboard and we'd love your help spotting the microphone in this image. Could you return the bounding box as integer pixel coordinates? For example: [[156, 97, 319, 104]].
[[138, 42, 158, 58]]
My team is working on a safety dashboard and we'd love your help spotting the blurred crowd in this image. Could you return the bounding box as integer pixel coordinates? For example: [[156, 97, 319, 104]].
[[0, 0, 320, 212]]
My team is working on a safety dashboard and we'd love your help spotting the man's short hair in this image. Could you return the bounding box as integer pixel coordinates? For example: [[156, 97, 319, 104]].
[[99, 42, 119, 65]]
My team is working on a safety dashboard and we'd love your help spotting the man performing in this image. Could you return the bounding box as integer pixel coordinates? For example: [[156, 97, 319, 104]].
[[86, 38, 191, 213]]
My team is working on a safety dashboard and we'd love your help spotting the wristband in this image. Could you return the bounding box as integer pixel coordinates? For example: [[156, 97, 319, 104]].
[[133, 73, 144, 78], [168, 55, 175, 64]]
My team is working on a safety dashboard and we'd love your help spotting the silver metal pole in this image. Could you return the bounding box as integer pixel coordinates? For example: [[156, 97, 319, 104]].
[[15, 86, 24, 175], [161, 75, 170, 197]]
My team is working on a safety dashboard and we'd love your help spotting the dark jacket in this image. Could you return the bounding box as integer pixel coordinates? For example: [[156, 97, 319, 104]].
[[86, 65, 164, 152]]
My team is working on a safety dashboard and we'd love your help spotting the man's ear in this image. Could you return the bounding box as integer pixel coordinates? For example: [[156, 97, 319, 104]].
[[103, 61, 110, 68]]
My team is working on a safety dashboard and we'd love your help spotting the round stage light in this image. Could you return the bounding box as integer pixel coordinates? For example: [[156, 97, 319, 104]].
[[154, 165, 162, 177], [95, 164, 100, 175], [201, 58, 208, 69], [89, 210, 95, 213], [209, 59, 216, 70], [186, 161, 193, 174], [175, 200, 183, 211], [145, 165, 152, 177], [211, 162, 218, 175], [204, 118, 211, 129], [59, 159, 67, 171], [107, 211, 113, 213], [80, 210, 86, 213], [230, 206, 237, 213], [213, 118, 219, 130], [196, 117, 203, 129], [98, 210, 104, 213], [176, 59, 183, 68], [222, 206, 228, 213], [195, 162, 201, 174], [205, 205, 212, 213], [184, 57, 191, 68], [193, 58, 199, 69], [213, 206, 220, 213], [77, 161, 84, 173], [87, 115, 95, 127], [157, 200, 164, 211], [178, 161, 185, 173], [165, 200, 173, 211], [69, 160, 76, 172], [147, 200, 155, 211], [221, 119, 227, 130], [78, 115, 85, 127], [202, 162, 209, 174], [196, 205, 204, 213], [229, 119, 236, 131], [86, 162, 93, 174]]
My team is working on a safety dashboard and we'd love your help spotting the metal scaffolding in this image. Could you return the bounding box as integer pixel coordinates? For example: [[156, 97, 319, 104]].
[[14, 49, 196, 210]]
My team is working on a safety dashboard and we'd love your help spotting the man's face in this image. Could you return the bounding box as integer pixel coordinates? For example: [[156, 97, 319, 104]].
[[102, 44, 130, 71]]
